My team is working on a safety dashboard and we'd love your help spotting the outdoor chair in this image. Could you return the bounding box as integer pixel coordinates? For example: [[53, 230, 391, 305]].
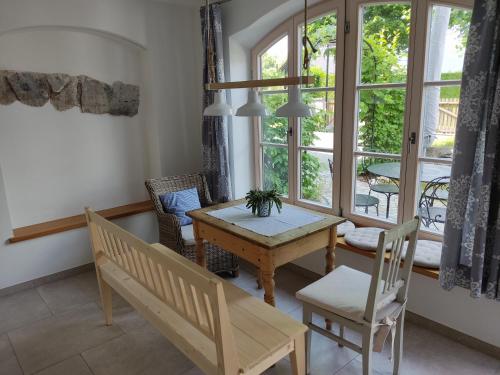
[[297, 217, 420, 375], [328, 159, 380, 215], [361, 158, 399, 219], [418, 176, 449, 229], [145, 173, 239, 276]]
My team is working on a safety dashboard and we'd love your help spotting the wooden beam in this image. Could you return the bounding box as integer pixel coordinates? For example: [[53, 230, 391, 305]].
[[205, 76, 315, 90], [8, 200, 154, 244]]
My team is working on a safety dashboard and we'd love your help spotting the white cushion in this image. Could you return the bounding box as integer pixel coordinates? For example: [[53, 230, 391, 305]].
[[344, 227, 387, 251], [402, 240, 442, 269], [337, 220, 356, 237], [296, 266, 397, 322], [181, 224, 195, 246]]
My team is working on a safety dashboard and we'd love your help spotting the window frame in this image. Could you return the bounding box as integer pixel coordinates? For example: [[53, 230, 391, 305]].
[[251, 0, 473, 239]]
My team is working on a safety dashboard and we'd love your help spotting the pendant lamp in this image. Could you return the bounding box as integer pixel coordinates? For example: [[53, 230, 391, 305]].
[[276, 85, 311, 117], [203, 91, 233, 116], [236, 89, 268, 117], [275, 0, 313, 118]]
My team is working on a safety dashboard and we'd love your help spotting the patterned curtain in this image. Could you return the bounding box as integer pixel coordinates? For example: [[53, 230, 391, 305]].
[[440, 0, 500, 301], [200, 4, 233, 203]]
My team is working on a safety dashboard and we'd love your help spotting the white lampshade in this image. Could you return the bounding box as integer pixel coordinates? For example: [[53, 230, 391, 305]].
[[236, 90, 268, 117], [275, 85, 312, 117], [203, 91, 234, 116]]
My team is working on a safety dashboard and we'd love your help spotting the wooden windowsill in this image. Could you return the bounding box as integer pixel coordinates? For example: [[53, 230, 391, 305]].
[[8, 201, 154, 244], [336, 237, 439, 280]]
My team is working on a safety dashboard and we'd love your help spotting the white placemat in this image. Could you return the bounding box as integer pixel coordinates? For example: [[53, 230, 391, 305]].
[[207, 204, 325, 237]]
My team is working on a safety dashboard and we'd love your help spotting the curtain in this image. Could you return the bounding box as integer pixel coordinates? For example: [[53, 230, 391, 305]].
[[200, 4, 233, 203], [440, 0, 500, 300]]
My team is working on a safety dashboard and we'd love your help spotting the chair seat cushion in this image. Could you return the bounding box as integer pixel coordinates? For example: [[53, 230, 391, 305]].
[[160, 187, 201, 226], [296, 266, 397, 322], [344, 227, 387, 251], [403, 240, 442, 268], [181, 224, 196, 246], [337, 220, 355, 237]]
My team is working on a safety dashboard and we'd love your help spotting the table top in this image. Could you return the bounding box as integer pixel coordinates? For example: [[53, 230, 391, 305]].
[[367, 162, 451, 183], [187, 199, 345, 249]]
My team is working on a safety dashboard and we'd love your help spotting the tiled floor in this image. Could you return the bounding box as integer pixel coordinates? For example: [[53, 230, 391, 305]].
[[1, 265, 499, 375]]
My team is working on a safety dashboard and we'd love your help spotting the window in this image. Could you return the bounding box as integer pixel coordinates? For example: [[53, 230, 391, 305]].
[[252, 0, 472, 238]]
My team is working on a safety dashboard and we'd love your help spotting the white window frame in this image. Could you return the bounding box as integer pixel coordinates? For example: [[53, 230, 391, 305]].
[[251, 0, 473, 239]]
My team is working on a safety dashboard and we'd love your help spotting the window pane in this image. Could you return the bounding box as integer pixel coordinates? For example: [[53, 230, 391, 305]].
[[261, 93, 289, 144], [300, 91, 334, 148], [300, 150, 333, 207], [426, 6, 472, 82], [262, 146, 288, 196], [356, 88, 406, 154], [299, 12, 337, 88], [359, 3, 411, 84], [353, 156, 400, 223], [260, 35, 288, 91], [421, 85, 460, 159], [416, 162, 451, 234]]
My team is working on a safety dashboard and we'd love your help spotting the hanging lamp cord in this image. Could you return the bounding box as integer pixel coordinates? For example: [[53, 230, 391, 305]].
[[302, 0, 318, 82]]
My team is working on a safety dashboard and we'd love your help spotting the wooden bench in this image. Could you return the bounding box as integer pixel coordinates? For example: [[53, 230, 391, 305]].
[[85, 208, 307, 375]]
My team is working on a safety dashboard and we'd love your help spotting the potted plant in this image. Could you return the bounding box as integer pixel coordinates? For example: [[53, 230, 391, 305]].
[[245, 188, 283, 217]]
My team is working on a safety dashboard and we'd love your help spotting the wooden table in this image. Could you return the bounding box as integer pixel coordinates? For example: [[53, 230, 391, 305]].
[[188, 199, 345, 307]]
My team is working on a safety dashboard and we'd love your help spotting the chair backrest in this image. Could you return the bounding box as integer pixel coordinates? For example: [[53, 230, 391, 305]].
[[364, 217, 420, 323], [418, 176, 449, 210], [145, 174, 213, 215], [85, 208, 239, 374]]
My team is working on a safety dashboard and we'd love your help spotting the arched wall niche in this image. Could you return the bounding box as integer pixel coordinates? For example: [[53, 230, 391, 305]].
[[0, 25, 149, 228]]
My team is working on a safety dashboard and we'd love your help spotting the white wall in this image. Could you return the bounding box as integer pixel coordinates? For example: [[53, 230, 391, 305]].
[[0, 0, 204, 289], [221, 0, 500, 348]]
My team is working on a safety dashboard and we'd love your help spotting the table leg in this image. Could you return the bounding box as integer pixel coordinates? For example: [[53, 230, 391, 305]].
[[193, 220, 206, 268], [261, 255, 276, 306], [325, 226, 337, 330]]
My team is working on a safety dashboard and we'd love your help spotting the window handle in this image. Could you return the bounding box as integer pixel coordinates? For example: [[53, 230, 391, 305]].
[[288, 127, 293, 137], [408, 132, 416, 153]]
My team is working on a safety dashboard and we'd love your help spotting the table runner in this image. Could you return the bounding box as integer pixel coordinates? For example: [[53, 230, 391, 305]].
[[206, 203, 325, 237]]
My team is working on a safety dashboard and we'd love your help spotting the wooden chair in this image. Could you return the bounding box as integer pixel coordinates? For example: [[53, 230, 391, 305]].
[[85, 208, 307, 375], [296, 217, 420, 375], [145, 174, 239, 276]]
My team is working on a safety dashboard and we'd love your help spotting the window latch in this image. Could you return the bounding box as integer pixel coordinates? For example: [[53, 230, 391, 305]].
[[288, 127, 293, 137], [409, 132, 416, 144], [407, 132, 416, 153]]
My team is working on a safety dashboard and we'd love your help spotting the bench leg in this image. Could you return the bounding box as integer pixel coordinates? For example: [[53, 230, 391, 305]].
[[98, 279, 113, 326], [290, 334, 306, 375]]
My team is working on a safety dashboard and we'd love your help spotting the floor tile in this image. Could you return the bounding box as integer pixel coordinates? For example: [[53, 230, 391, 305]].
[[0, 289, 51, 334], [82, 323, 193, 375], [37, 271, 100, 315], [111, 305, 148, 333], [351, 321, 500, 375], [8, 302, 124, 374], [335, 358, 384, 375], [0, 335, 22, 375], [34, 355, 92, 375]]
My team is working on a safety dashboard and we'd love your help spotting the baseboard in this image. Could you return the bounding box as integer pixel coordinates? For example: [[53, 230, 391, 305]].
[[0, 263, 94, 297], [281, 263, 500, 360]]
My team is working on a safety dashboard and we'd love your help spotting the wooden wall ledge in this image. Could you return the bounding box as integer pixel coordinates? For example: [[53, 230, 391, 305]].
[[8, 200, 154, 244], [7, 205, 439, 279]]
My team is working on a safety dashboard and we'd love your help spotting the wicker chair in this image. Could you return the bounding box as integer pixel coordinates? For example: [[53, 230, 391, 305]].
[[145, 174, 239, 276]]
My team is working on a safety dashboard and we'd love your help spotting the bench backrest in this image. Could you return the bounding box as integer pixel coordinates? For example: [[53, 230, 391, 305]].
[[85, 208, 240, 375]]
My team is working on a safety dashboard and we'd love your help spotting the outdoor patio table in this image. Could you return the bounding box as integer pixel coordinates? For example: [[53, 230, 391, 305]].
[[367, 162, 451, 182]]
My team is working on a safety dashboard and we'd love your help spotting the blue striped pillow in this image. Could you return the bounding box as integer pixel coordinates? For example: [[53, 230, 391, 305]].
[[159, 187, 201, 226]]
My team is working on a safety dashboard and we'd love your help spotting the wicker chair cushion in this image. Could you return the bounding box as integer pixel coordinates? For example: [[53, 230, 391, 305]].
[[337, 220, 356, 237], [160, 187, 201, 226], [181, 225, 196, 246], [344, 227, 389, 251], [402, 240, 442, 268]]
